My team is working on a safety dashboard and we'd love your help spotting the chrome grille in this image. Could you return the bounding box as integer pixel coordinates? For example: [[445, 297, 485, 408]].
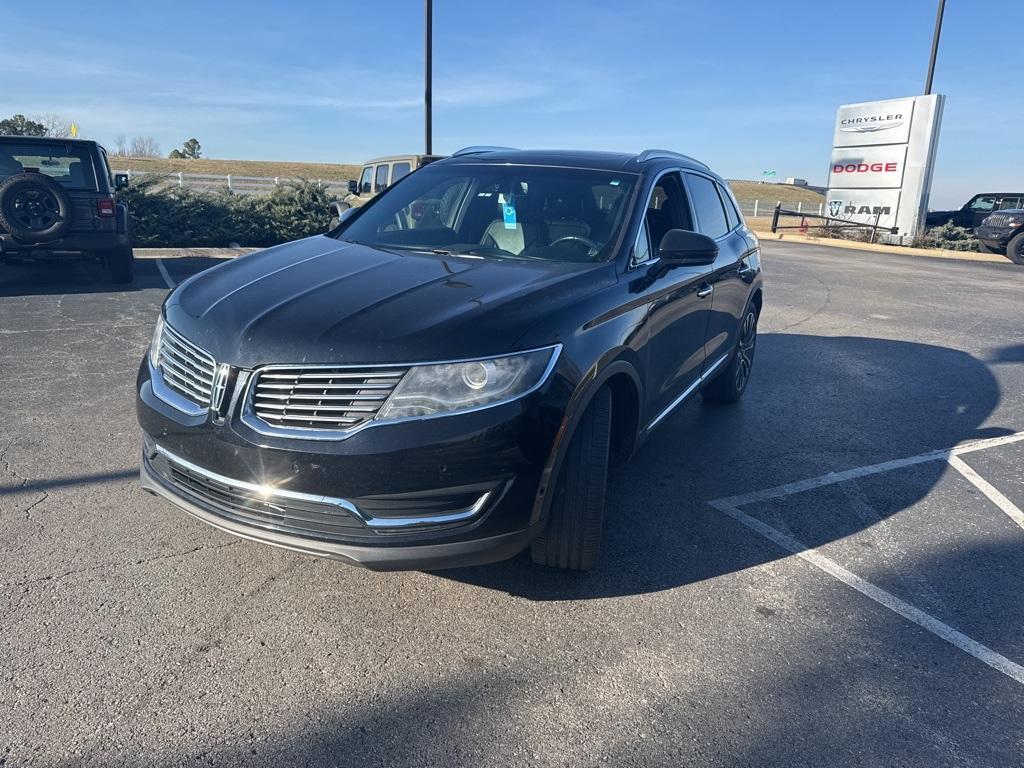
[[249, 366, 407, 432], [984, 213, 1013, 228], [157, 324, 217, 408]]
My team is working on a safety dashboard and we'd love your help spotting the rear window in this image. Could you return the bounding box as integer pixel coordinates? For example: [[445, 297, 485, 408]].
[[0, 142, 97, 189], [391, 162, 412, 183]]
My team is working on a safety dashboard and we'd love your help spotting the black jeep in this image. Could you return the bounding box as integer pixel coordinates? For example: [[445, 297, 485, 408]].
[[974, 209, 1024, 264], [925, 192, 1024, 230], [0, 136, 134, 283]]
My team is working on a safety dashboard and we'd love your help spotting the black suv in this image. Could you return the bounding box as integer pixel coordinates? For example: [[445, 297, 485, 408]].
[[925, 192, 1024, 230], [974, 209, 1024, 264], [137, 148, 763, 571], [0, 136, 134, 282]]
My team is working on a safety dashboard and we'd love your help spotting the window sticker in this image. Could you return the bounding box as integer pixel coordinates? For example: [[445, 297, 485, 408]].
[[609, 179, 621, 186], [499, 193, 518, 230]]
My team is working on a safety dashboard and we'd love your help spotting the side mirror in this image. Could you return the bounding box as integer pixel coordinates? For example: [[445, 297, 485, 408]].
[[329, 201, 354, 229], [114, 173, 129, 190], [657, 229, 718, 266], [347, 179, 357, 194]]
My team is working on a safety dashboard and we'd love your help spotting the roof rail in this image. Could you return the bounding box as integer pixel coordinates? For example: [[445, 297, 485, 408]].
[[637, 149, 710, 169], [452, 145, 518, 157]]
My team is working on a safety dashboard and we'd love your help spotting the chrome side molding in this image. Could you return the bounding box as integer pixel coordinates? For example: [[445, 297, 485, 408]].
[[646, 353, 730, 431]]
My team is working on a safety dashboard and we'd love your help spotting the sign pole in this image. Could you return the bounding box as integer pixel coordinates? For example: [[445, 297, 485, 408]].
[[424, 0, 433, 155], [924, 0, 946, 95]]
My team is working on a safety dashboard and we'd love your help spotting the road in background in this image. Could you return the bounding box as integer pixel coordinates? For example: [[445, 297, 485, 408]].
[[1, 242, 1023, 767]]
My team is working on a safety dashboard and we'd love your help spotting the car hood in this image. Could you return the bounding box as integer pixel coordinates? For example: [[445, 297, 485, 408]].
[[164, 235, 615, 368]]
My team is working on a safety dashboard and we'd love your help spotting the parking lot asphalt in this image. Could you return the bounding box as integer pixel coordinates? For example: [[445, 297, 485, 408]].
[[2, 242, 1023, 767]]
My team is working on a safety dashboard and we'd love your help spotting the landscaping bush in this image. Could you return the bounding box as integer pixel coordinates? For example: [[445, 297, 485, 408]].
[[119, 177, 335, 248], [917, 221, 978, 252]]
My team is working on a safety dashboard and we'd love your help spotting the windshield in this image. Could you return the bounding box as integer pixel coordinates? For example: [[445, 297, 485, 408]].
[[337, 163, 638, 263], [0, 141, 98, 189]]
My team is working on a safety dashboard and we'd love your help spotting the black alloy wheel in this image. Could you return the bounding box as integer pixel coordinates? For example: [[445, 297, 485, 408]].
[[734, 309, 757, 392], [702, 304, 759, 403]]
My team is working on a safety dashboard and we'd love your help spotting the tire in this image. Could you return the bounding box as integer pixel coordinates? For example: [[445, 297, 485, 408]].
[[531, 386, 612, 571], [103, 246, 135, 284], [0, 173, 73, 243], [702, 303, 759, 403], [1006, 232, 1024, 266], [977, 241, 1000, 254]]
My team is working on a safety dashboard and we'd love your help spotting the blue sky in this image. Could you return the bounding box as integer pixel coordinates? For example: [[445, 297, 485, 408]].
[[1, 0, 1018, 207]]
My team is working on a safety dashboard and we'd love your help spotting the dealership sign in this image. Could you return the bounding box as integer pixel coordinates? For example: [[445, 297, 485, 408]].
[[826, 95, 944, 242]]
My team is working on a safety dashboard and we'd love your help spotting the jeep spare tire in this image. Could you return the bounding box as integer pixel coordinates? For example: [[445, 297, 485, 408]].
[[0, 172, 73, 243]]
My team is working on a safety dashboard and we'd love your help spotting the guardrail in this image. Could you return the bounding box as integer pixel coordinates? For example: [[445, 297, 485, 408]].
[[770, 203, 898, 242], [113, 169, 352, 196], [737, 199, 825, 219]]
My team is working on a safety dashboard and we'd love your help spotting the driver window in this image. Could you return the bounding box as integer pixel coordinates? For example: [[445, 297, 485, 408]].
[[358, 166, 373, 194], [646, 173, 691, 255], [969, 196, 996, 211]]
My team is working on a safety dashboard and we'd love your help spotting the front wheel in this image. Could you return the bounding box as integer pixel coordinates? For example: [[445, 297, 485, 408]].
[[103, 246, 135, 284], [702, 304, 758, 403], [1006, 233, 1024, 266], [531, 386, 612, 571]]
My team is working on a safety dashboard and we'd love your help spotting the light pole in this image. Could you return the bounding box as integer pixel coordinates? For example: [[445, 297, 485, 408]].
[[425, 0, 433, 155], [924, 0, 946, 95]]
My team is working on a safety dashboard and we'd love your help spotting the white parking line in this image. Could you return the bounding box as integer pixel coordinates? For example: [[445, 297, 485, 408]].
[[714, 430, 1024, 509], [948, 454, 1024, 531], [709, 498, 1024, 685], [708, 429, 1024, 686], [155, 258, 176, 289]]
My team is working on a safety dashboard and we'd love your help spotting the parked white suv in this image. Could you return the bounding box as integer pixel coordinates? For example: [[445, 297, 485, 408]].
[[347, 154, 444, 201]]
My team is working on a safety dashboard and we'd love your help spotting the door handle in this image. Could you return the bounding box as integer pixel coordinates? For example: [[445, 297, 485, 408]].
[[696, 284, 713, 299]]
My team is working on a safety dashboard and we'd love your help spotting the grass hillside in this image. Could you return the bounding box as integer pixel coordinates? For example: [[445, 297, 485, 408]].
[[728, 180, 825, 205], [108, 156, 361, 181]]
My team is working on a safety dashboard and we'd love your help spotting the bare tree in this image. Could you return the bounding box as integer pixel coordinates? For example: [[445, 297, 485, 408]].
[[129, 136, 161, 157], [113, 135, 127, 156], [34, 113, 74, 138]]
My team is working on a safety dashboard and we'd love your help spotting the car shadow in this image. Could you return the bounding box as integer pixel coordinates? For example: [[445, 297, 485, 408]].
[[0, 255, 234, 296], [434, 333, 1012, 600]]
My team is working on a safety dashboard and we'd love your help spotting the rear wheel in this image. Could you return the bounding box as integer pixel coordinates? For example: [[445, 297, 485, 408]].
[[103, 246, 135, 284], [531, 386, 612, 571], [702, 303, 758, 403], [1006, 233, 1024, 266]]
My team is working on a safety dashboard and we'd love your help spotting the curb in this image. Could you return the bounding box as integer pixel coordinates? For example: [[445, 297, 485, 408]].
[[750, 230, 1009, 264]]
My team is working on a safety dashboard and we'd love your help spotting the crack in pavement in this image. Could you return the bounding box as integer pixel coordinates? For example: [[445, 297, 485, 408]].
[[4, 540, 241, 589], [0, 440, 46, 522]]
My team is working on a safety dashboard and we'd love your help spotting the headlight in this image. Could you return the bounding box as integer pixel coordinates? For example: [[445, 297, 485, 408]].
[[376, 345, 560, 421], [148, 313, 164, 369]]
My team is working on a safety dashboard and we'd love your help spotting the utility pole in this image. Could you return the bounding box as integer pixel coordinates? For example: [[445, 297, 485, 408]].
[[924, 0, 946, 95], [425, 0, 433, 155]]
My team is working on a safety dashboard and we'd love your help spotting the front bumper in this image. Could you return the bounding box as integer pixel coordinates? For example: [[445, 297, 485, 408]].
[[137, 358, 568, 570], [140, 448, 542, 569], [973, 226, 1013, 249]]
